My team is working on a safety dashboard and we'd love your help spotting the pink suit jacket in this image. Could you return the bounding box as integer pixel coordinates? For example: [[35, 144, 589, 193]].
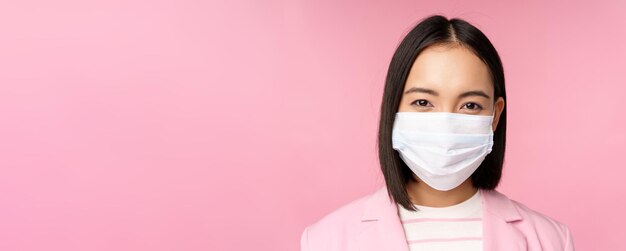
[[301, 185, 574, 251]]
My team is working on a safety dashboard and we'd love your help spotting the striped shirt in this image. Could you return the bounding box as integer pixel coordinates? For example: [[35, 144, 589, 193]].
[[397, 190, 483, 251]]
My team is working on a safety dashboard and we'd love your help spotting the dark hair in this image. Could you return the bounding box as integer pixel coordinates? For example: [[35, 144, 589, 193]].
[[377, 15, 507, 211]]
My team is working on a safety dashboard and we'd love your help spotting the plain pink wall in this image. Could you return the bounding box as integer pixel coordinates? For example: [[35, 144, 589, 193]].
[[1, 0, 624, 250]]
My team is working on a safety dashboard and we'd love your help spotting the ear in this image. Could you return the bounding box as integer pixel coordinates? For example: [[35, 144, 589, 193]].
[[492, 97, 505, 132]]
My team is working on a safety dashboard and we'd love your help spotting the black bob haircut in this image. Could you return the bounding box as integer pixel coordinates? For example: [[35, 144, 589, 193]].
[[377, 15, 507, 211]]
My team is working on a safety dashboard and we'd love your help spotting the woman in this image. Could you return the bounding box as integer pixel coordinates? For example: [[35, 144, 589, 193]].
[[300, 15, 574, 251]]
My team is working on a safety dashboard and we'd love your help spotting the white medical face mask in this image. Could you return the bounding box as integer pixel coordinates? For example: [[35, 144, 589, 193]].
[[391, 111, 495, 191]]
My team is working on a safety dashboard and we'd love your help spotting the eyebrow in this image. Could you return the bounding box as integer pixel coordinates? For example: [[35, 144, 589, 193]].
[[403, 87, 491, 99]]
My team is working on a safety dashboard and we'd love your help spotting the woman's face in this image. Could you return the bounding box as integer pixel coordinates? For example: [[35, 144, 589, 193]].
[[398, 44, 505, 131]]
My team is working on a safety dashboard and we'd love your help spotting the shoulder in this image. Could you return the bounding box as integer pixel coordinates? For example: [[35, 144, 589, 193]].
[[509, 196, 571, 234], [501, 193, 575, 250], [300, 189, 375, 251]]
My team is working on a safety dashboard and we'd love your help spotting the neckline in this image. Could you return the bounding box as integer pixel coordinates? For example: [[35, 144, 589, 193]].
[[405, 189, 482, 213]]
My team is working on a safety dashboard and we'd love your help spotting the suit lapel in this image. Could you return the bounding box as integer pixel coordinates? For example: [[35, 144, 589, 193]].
[[480, 189, 528, 251], [358, 186, 410, 251]]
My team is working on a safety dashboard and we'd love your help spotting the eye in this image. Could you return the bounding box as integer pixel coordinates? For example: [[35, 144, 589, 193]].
[[462, 102, 483, 110], [411, 99, 432, 107]]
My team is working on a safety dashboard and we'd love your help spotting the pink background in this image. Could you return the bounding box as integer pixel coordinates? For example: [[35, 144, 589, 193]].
[[1, 0, 624, 250]]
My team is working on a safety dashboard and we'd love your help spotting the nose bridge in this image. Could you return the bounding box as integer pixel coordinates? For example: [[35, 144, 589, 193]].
[[442, 105, 456, 113], [439, 97, 458, 113]]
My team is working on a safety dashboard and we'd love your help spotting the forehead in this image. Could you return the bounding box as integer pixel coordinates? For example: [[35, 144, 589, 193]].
[[405, 44, 493, 94]]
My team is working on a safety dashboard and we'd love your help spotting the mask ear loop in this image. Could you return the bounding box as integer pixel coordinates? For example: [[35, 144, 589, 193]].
[[490, 105, 497, 132]]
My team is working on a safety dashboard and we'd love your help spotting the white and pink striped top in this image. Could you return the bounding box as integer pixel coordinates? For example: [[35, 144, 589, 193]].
[[397, 189, 483, 251]]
